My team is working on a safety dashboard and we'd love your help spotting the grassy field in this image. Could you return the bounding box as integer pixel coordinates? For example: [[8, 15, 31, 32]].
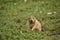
[[0, 0, 60, 40]]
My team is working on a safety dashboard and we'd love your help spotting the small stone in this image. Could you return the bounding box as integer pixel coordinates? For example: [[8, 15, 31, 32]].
[[53, 12, 56, 14], [24, 0, 27, 2], [47, 12, 52, 14], [40, 11, 42, 13], [14, 3, 16, 5]]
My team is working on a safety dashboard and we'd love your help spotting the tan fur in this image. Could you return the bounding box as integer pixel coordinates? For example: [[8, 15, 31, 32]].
[[26, 16, 42, 32]]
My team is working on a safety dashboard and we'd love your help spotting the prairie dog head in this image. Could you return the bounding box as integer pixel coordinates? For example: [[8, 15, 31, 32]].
[[29, 16, 36, 23]]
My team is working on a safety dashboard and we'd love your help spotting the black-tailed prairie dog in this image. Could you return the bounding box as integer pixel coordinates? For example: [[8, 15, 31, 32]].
[[26, 16, 42, 32]]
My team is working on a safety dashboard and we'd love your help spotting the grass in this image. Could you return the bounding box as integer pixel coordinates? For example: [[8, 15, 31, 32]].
[[0, 0, 60, 40]]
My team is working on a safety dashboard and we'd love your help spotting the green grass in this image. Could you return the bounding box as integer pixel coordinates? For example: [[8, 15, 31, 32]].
[[0, 0, 60, 40]]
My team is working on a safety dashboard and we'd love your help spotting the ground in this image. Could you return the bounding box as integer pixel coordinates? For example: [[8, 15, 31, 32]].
[[0, 0, 60, 40]]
